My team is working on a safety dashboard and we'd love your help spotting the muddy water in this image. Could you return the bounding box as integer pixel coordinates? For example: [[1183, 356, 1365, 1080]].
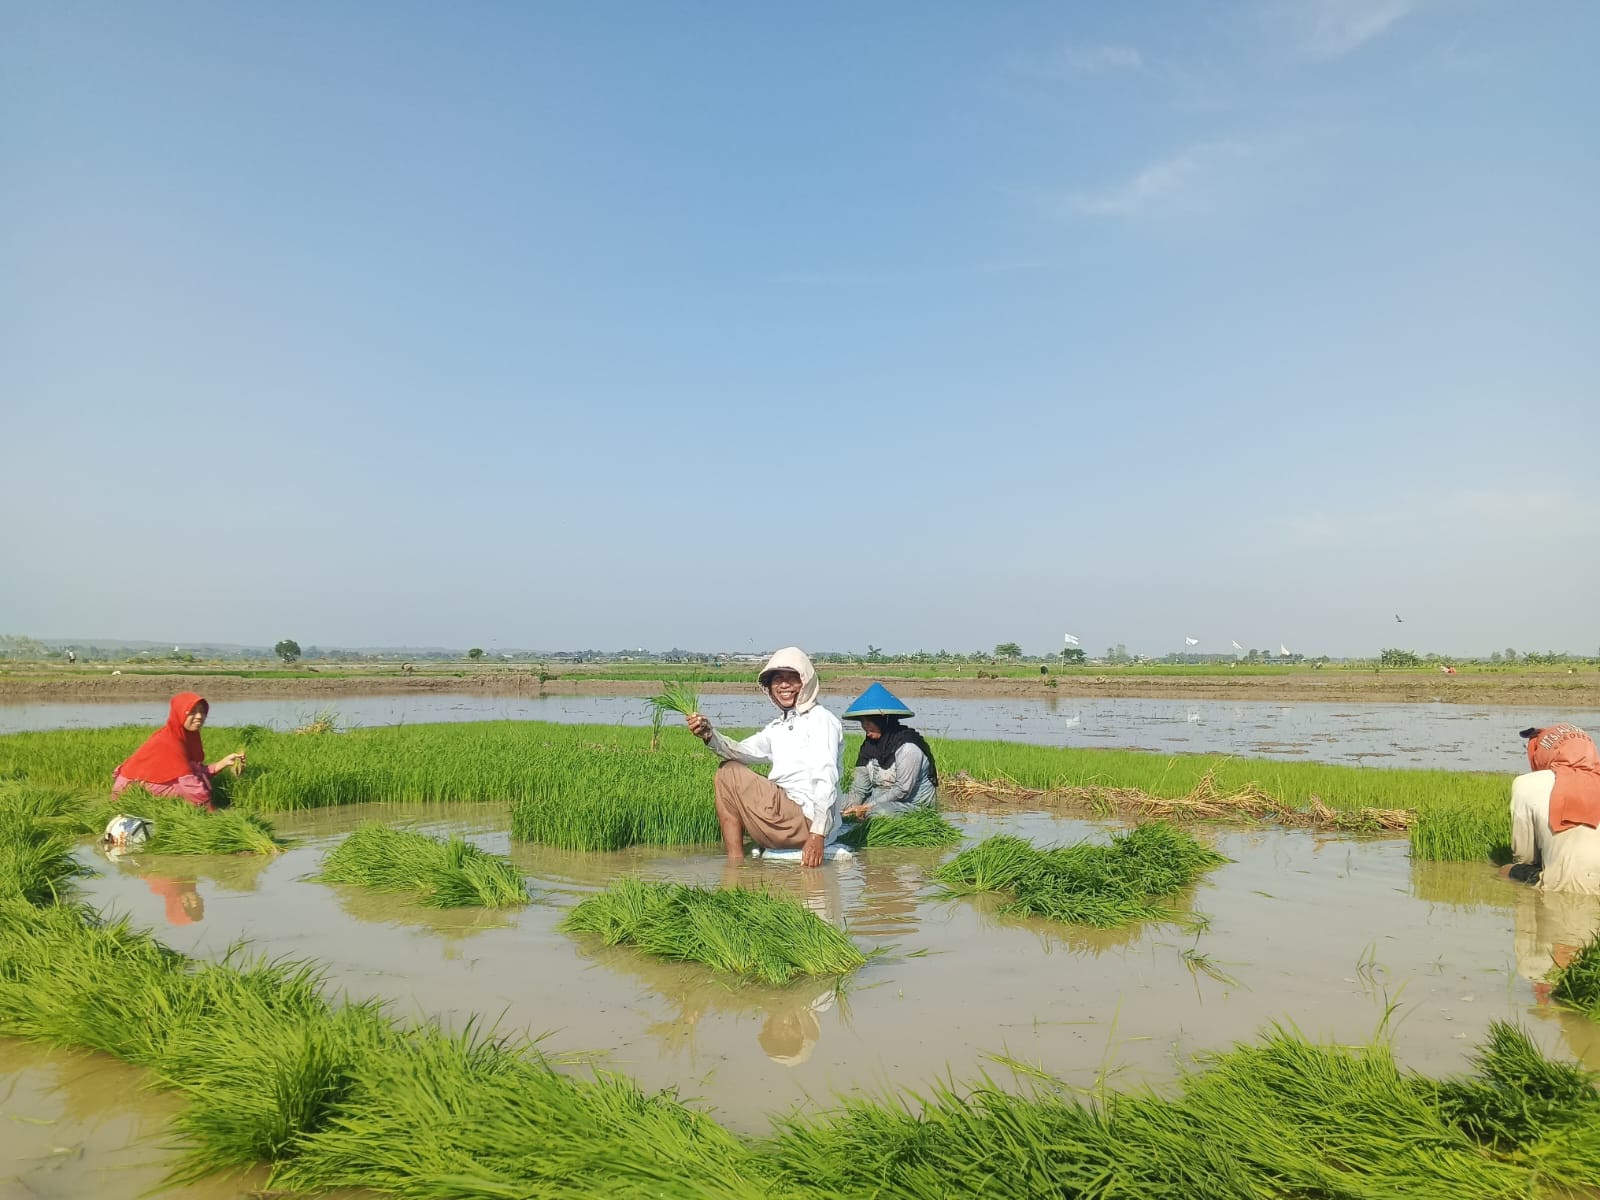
[[0, 1040, 272, 1199], [6, 694, 1600, 771], [19, 805, 1593, 1175]]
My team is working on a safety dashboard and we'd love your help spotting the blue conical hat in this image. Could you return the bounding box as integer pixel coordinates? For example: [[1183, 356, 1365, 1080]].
[[843, 682, 914, 720]]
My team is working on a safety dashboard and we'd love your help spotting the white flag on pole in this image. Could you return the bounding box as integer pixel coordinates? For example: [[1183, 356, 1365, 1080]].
[[1184, 637, 1199, 647], [1063, 634, 1080, 646], [1231, 640, 1244, 651], [1280, 643, 1291, 656]]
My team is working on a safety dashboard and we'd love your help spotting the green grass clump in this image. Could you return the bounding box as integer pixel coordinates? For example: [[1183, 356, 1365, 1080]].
[[837, 806, 963, 848], [934, 822, 1226, 927], [1550, 935, 1600, 1020], [562, 878, 867, 986], [317, 823, 531, 908]]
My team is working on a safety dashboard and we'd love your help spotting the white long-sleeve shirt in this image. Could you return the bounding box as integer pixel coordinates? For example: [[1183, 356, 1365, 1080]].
[[706, 705, 844, 839], [1511, 769, 1600, 894]]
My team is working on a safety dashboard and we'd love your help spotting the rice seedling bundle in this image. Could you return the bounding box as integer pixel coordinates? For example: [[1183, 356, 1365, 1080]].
[[933, 822, 1226, 927], [1550, 935, 1600, 1021], [0, 787, 90, 906], [562, 877, 867, 985], [85, 789, 285, 856], [837, 806, 963, 849], [769, 1020, 1600, 1199], [317, 823, 531, 908], [648, 681, 701, 750]]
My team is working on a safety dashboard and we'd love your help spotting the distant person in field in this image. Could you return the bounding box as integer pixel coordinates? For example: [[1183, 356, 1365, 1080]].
[[841, 683, 939, 819], [686, 647, 844, 868], [112, 693, 245, 812], [1503, 724, 1600, 894]]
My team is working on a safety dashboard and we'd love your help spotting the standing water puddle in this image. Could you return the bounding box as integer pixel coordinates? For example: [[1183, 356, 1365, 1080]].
[[5, 694, 1600, 770], [7, 803, 1593, 1197]]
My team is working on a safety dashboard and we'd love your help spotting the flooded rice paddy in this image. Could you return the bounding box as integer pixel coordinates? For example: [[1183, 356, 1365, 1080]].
[[7, 802, 1598, 1198], [4, 693, 1600, 771]]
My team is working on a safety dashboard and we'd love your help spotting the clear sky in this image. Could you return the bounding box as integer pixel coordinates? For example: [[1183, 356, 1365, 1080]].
[[4, 1, 1596, 659]]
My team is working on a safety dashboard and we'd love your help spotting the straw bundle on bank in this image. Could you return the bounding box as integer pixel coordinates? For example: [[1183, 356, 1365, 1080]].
[[943, 768, 1415, 834]]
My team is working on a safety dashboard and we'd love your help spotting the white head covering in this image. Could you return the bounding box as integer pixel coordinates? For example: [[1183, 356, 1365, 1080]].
[[758, 646, 818, 714]]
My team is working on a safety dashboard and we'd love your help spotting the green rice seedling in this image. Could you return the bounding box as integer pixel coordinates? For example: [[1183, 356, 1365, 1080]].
[[836, 806, 963, 849], [1410, 796, 1513, 862], [87, 790, 285, 856], [274, 1020, 780, 1200], [933, 822, 1226, 928], [317, 823, 531, 908], [0, 788, 92, 906], [0, 721, 1512, 860], [563, 878, 867, 986], [1549, 935, 1600, 1021], [648, 681, 701, 750]]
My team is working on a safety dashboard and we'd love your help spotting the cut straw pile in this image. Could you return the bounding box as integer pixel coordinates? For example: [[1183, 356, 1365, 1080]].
[[933, 822, 1226, 927], [317, 823, 530, 909], [562, 877, 866, 986], [1550, 935, 1600, 1021], [837, 807, 963, 849], [943, 767, 1415, 834]]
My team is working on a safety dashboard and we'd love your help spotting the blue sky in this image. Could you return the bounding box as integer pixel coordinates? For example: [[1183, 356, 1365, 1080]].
[[3, 1, 1596, 658]]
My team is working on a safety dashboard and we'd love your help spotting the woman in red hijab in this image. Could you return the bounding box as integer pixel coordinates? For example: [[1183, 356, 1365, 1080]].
[[112, 692, 245, 812]]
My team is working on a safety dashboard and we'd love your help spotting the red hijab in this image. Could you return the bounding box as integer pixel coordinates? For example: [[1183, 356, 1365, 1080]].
[[1526, 724, 1600, 833], [117, 693, 208, 784]]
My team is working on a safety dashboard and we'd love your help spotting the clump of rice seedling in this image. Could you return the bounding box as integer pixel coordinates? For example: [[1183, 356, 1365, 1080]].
[[1410, 797, 1510, 862], [317, 823, 530, 908], [648, 681, 701, 750], [933, 822, 1225, 928], [85, 791, 285, 856], [563, 878, 867, 986], [0, 793, 91, 906], [837, 807, 962, 849], [1549, 935, 1600, 1021]]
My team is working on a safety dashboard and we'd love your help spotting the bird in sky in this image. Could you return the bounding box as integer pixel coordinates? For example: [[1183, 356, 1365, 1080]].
[[1395, 614, 1404, 623]]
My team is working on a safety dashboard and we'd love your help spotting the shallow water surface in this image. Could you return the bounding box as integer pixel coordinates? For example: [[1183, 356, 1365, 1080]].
[[42, 805, 1600, 1154], [5, 693, 1600, 771]]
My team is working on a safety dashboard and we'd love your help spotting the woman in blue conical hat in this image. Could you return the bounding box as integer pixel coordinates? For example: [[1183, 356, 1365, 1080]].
[[841, 683, 940, 819]]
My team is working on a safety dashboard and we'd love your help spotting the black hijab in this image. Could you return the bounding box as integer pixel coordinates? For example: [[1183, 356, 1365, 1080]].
[[856, 717, 939, 785]]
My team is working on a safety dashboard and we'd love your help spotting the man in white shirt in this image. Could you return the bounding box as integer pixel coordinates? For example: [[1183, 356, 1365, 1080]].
[[686, 646, 844, 868]]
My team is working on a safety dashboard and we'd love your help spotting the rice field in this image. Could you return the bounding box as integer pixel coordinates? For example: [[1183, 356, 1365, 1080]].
[[562, 877, 868, 985], [0, 799, 1595, 1199], [0, 720, 1514, 860], [317, 823, 531, 908], [934, 822, 1228, 927]]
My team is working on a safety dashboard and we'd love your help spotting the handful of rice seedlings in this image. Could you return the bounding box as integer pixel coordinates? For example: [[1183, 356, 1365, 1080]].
[[317, 824, 531, 909], [648, 681, 701, 749], [837, 807, 963, 849]]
